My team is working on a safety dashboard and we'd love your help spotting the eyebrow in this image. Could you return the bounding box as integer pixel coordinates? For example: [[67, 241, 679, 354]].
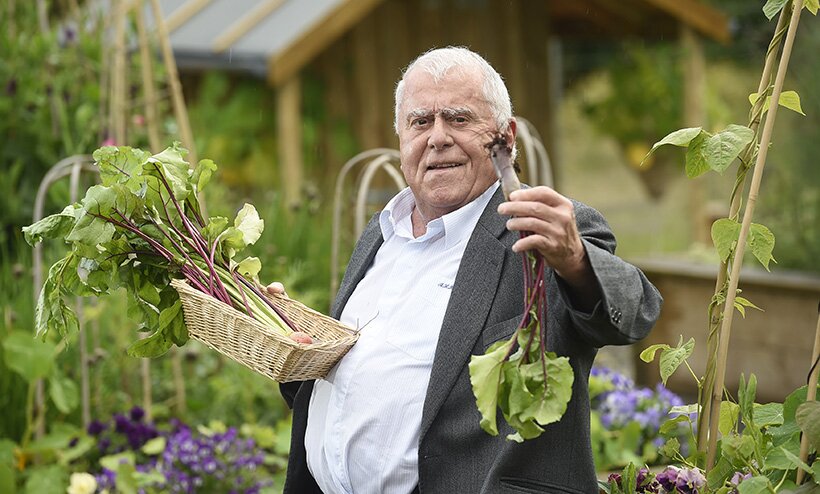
[[405, 106, 476, 125]]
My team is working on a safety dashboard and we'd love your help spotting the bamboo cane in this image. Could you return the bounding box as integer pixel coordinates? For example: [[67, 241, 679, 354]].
[[795, 304, 820, 484], [696, 7, 790, 453], [149, 0, 197, 166], [134, 0, 162, 152], [112, 0, 128, 145], [706, 0, 805, 469]]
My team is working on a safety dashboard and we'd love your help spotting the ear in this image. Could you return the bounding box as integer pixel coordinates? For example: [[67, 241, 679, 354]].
[[506, 118, 517, 145]]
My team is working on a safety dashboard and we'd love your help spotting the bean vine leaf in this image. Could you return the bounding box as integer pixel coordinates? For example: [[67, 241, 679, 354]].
[[639, 336, 694, 385], [644, 125, 755, 178], [749, 90, 806, 115], [710, 218, 776, 270]]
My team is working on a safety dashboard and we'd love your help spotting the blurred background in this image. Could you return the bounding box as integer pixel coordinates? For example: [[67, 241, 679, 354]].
[[1, 0, 819, 491]]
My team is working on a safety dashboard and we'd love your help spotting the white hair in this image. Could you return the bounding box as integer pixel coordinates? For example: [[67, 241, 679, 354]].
[[393, 47, 514, 136]]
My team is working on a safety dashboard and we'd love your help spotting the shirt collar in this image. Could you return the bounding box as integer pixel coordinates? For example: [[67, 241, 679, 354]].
[[379, 181, 500, 249]]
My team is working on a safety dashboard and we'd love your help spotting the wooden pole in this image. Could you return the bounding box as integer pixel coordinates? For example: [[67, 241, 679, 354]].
[[706, 0, 805, 469], [696, 7, 789, 454], [681, 26, 707, 244], [277, 76, 304, 208], [112, 0, 128, 145], [134, 0, 162, 152], [796, 304, 820, 484], [149, 0, 197, 166]]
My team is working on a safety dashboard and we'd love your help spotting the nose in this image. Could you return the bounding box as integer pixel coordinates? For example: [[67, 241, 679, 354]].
[[428, 117, 453, 150]]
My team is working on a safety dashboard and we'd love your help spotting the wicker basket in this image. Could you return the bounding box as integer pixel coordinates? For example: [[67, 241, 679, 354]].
[[171, 279, 358, 382]]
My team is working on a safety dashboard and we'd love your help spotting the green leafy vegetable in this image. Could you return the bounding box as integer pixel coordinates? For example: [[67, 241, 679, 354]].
[[24, 143, 299, 357], [469, 136, 574, 442]]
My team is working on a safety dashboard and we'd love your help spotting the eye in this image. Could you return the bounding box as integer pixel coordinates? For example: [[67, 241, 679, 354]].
[[412, 117, 430, 128]]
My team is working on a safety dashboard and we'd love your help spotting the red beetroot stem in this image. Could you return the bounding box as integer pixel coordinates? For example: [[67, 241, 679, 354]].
[[235, 275, 301, 332], [230, 268, 255, 320]]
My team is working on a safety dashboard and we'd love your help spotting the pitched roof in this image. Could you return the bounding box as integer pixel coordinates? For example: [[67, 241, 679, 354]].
[[147, 0, 729, 85]]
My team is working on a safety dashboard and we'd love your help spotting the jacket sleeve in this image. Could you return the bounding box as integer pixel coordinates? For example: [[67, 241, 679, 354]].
[[555, 200, 663, 348]]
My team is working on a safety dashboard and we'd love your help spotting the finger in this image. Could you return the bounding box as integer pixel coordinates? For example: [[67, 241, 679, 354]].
[[508, 186, 567, 206], [497, 199, 553, 220], [511, 233, 554, 254], [505, 216, 552, 236]]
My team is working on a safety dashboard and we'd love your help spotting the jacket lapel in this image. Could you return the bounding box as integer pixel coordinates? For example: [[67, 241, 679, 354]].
[[330, 215, 384, 319], [419, 188, 508, 440]]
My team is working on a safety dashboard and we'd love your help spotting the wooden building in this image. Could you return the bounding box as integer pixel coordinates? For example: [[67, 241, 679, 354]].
[[150, 0, 729, 203]]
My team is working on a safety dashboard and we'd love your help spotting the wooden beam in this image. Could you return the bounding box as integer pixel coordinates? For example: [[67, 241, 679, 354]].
[[277, 76, 303, 207], [267, 0, 385, 87], [642, 0, 730, 43], [165, 0, 211, 33], [212, 0, 286, 53]]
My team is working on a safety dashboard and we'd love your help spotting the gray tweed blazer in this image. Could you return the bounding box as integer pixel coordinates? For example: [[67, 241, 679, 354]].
[[280, 187, 662, 494]]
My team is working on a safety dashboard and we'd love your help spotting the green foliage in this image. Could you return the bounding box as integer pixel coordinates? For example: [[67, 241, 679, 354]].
[[639, 336, 695, 386], [469, 328, 574, 442]]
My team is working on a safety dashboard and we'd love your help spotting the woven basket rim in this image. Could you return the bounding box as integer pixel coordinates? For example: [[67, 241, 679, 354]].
[[170, 278, 358, 349]]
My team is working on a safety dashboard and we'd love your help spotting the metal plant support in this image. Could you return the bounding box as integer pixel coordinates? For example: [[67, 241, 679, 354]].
[[330, 149, 405, 302], [32, 155, 97, 435]]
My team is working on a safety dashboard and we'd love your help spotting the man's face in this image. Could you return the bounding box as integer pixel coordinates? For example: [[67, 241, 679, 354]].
[[397, 68, 513, 221]]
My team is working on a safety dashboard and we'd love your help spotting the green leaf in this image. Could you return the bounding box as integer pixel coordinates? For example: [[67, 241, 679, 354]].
[[126, 328, 173, 358], [712, 218, 741, 263], [65, 211, 116, 246], [659, 414, 692, 436], [737, 476, 773, 494], [658, 337, 694, 386], [643, 127, 703, 166], [93, 146, 151, 188], [707, 457, 736, 489], [734, 296, 763, 319], [2, 331, 56, 382], [0, 462, 14, 494], [158, 300, 182, 331], [719, 401, 740, 436], [685, 131, 711, 178], [22, 465, 67, 494], [749, 223, 776, 270], [22, 205, 80, 245], [778, 90, 806, 115], [764, 435, 801, 470], [721, 433, 756, 463], [659, 437, 680, 458], [704, 125, 755, 174], [145, 143, 192, 200], [752, 402, 784, 427], [806, 0, 819, 15], [469, 340, 513, 436], [235, 257, 262, 280], [141, 437, 166, 456], [739, 374, 757, 422], [193, 159, 217, 192], [518, 354, 574, 427], [234, 203, 264, 247], [99, 451, 136, 471], [48, 372, 79, 414], [795, 401, 820, 451], [763, 0, 789, 19], [749, 90, 806, 115], [639, 343, 670, 363], [779, 445, 814, 474], [35, 257, 80, 338]]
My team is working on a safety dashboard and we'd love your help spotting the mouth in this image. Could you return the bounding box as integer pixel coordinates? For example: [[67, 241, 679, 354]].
[[426, 162, 464, 171]]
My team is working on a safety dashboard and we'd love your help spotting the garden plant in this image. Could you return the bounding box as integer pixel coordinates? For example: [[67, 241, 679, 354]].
[[604, 0, 820, 492]]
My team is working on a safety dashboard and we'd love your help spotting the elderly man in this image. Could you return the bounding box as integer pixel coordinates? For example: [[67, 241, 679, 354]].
[[278, 47, 662, 494]]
